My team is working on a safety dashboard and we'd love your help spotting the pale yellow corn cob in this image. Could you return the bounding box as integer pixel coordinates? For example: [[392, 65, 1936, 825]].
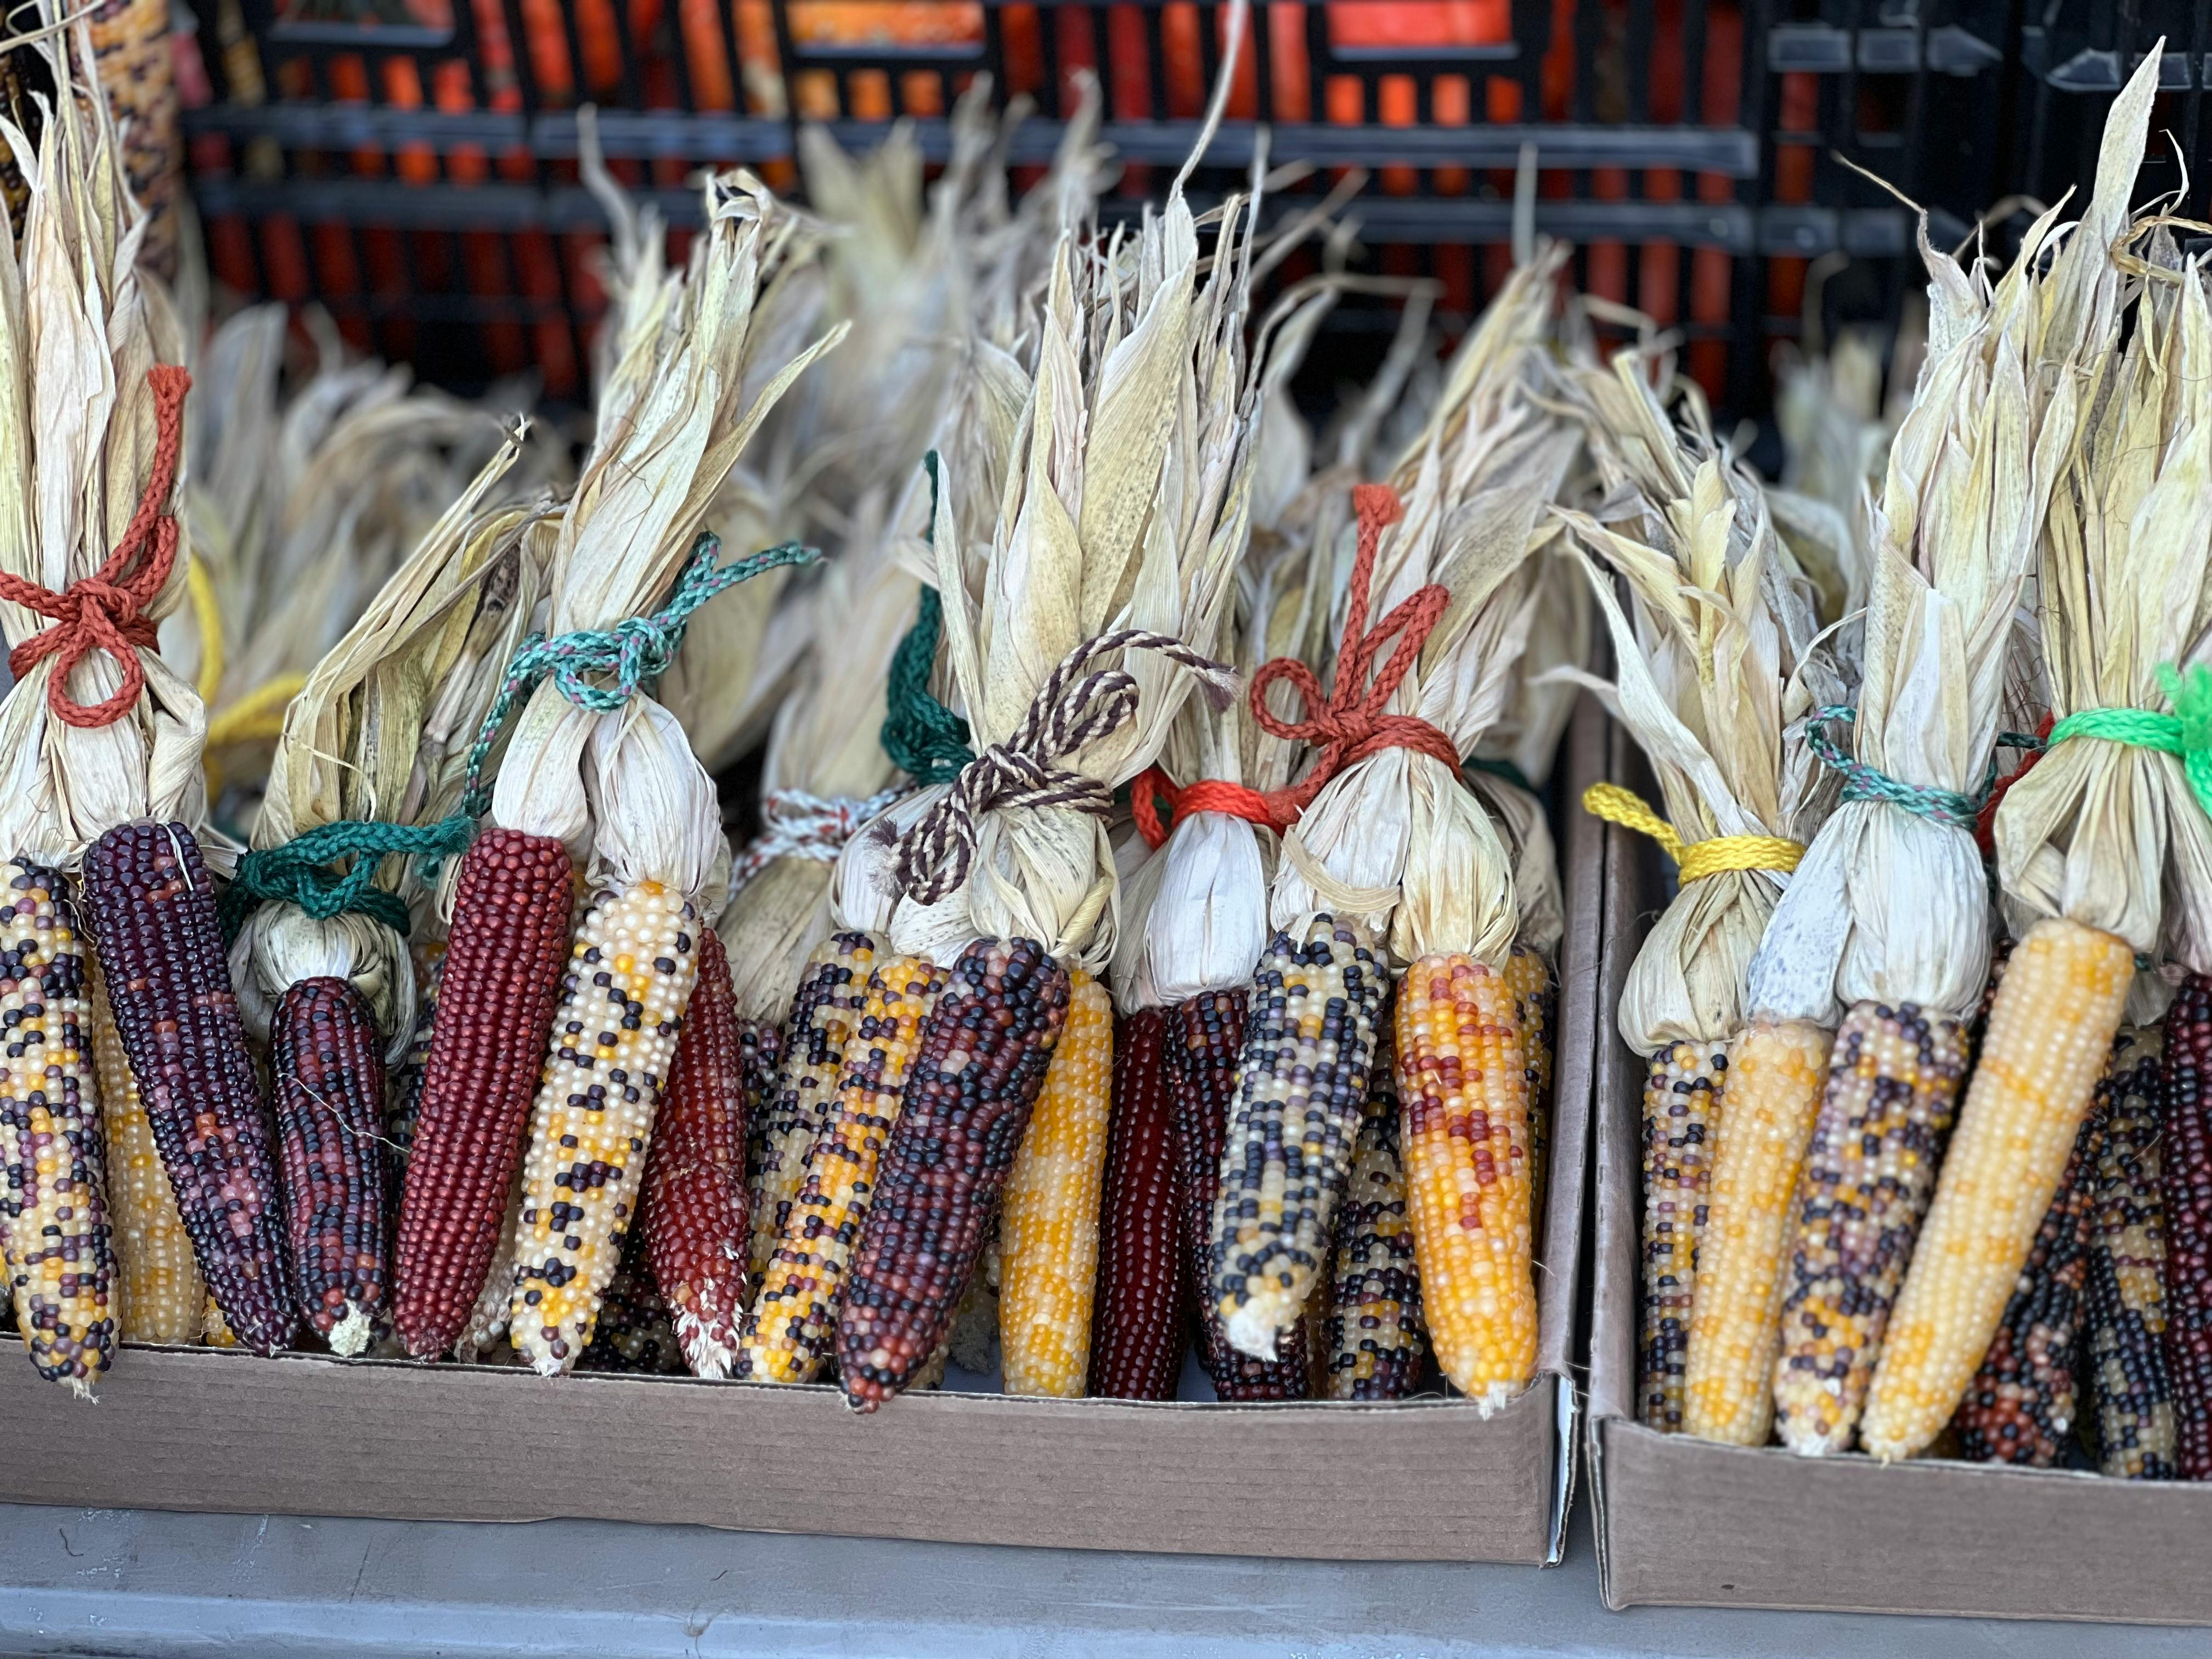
[[92, 967, 203, 1346]]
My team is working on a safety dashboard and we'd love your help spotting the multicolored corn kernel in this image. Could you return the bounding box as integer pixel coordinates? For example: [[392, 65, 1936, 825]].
[[392, 829, 573, 1358], [837, 938, 1069, 1411], [92, 965, 202, 1345], [1772, 1001, 1967, 1456], [1863, 918, 2135, 1462], [1090, 1008, 1185, 1402], [1209, 916, 1387, 1365], [1683, 1019, 1831, 1446], [1167, 989, 1311, 1402], [999, 969, 1115, 1399], [1638, 1040, 1725, 1433], [2085, 1027, 2174, 1481], [0, 861, 112, 1391], [1395, 953, 1534, 1412], [1501, 945, 1556, 1238], [1327, 1062, 1425, 1402], [270, 977, 390, 1356], [579, 1222, 684, 1376], [510, 880, 702, 1376], [84, 822, 293, 1355], [2161, 972, 2212, 1479], [740, 953, 946, 1385], [748, 931, 875, 1280]]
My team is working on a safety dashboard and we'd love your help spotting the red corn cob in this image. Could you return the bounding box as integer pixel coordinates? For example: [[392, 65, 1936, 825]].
[[391, 828, 574, 1358], [2162, 972, 2212, 1477], [1089, 1007, 1184, 1401], [641, 929, 749, 1379], [84, 822, 293, 1354], [270, 977, 390, 1355], [836, 938, 1070, 1412]]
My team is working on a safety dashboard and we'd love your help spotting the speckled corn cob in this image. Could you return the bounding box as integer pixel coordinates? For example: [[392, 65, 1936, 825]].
[[1501, 945, 1555, 1237], [1210, 916, 1387, 1365], [1863, 918, 2136, 1462], [91, 967, 201, 1345], [739, 954, 945, 1385], [1327, 1055, 1425, 1401], [1773, 1002, 1968, 1455], [0, 862, 112, 1392], [1396, 953, 1534, 1412], [451, 1171, 523, 1363], [641, 931, 749, 1378], [1169, 990, 1311, 1401], [1090, 1008, 1185, 1402], [749, 932, 875, 1279], [837, 938, 1069, 1412], [1639, 1041, 1726, 1432], [579, 1223, 683, 1375], [509, 881, 702, 1376], [999, 969, 1115, 1398], [1683, 1019, 1831, 1445], [2085, 1027, 2174, 1480], [270, 978, 390, 1356], [2161, 974, 2212, 1478], [84, 823, 292, 1355]]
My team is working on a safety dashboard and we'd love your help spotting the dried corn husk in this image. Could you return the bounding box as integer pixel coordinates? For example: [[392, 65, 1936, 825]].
[[1768, 329, 1893, 627]]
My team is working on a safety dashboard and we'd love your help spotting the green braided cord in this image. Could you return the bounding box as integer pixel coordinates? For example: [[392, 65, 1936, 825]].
[[1805, 706, 1988, 833], [878, 452, 975, 788], [2047, 662, 2212, 820], [219, 816, 473, 944], [1462, 754, 1537, 796]]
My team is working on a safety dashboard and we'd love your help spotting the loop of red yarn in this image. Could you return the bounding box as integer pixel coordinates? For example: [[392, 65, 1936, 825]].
[[0, 365, 191, 729], [1132, 767, 1290, 851], [1975, 713, 2057, 858]]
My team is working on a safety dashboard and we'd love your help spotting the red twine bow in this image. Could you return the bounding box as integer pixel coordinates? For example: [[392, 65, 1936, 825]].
[[1975, 713, 2056, 859], [1133, 482, 1459, 851], [0, 364, 190, 729]]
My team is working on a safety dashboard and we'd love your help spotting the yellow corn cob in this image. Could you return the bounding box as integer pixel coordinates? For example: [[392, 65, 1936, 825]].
[[1861, 917, 2136, 1461], [1396, 952, 1537, 1414], [1682, 1019, 1831, 1444], [92, 968, 202, 1346], [202, 1294, 238, 1348], [1640, 1041, 1728, 1431], [1500, 945, 1555, 1229], [509, 881, 702, 1376], [739, 955, 946, 1384], [997, 969, 1115, 1398]]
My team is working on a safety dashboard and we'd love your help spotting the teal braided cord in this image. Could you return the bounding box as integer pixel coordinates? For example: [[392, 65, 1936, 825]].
[[2047, 663, 2212, 820], [878, 452, 975, 787], [1462, 754, 1537, 796], [219, 815, 473, 944], [1805, 705, 1987, 833]]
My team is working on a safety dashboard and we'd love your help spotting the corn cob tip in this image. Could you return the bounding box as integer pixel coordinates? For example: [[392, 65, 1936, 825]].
[[329, 1305, 373, 1358], [672, 1278, 744, 1381], [1226, 1299, 1302, 1364]]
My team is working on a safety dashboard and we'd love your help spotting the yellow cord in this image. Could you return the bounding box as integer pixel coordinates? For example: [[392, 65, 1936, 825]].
[[1581, 782, 1804, 882], [185, 557, 224, 705]]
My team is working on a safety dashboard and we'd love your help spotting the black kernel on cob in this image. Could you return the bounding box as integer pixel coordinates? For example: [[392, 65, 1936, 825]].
[[2085, 1026, 2174, 1480], [836, 937, 1069, 1412], [1326, 1049, 1426, 1401], [269, 977, 390, 1356], [2161, 972, 2212, 1479], [748, 931, 874, 1279], [83, 821, 295, 1354], [578, 1221, 684, 1376]]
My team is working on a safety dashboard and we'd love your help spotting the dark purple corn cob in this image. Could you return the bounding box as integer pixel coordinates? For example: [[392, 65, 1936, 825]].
[[2162, 973, 2212, 1479]]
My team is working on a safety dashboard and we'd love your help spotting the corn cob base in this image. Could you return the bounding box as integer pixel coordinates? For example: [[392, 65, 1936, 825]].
[[2160, 973, 2212, 1479], [748, 932, 875, 1280], [2085, 1028, 2174, 1481], [1090, 1008, 1185, 1402], [1638, 1041, 1726, 1432]]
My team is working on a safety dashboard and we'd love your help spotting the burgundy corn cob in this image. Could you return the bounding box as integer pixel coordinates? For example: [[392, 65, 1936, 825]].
[[84, 821, 294, 1354], [270, 977, 390, 1355], [1166, 990, 1311, 1401], [641, 929, 749, 1379], [836, 938, 1069, 1411], [2162, 972, 2212, 1478], [1089, 1008, 1184, 1401], [391, 829, 573, 1358]]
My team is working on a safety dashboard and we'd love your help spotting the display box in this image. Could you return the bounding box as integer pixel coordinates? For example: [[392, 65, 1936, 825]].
[[1586, 728, 2212, 1622], [0, 713, 1606, 1567]]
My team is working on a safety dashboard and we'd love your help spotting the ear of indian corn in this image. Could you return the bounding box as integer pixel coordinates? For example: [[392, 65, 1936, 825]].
[[748, 931, 875, 1279], [998, 968, 1114, 1398], [270, 977, 390, 1356], [382, 955, 441, 1235], [1772, 1002, 1967, 1455], [1167, 990, 1312, 1401], [1209, 916, 1387, 1364], [1501, 945, 1555, 1239], [579, 1221, 684, 1375], [641, 930, 749, 1378], [2085, 1026, 2174, 1480], [1396, 953, 1534, 1413], [509, 880, 703, 1376], [451, 1170, 524, 1364], [1639, 1040, 1726, 1432], [1327, 1065, 1426, 1402], [1682, 1018, 1831, 1444], [739, 953, 945, 1384], [1861, 917, 2136, 1462], [1952, 1080, 2109, 1466], [391, 829, 573, 1358], [1089, 1007, 1185, 1402], [0, 861, 113, 1392], [91, 966, 202, 1345], [2160, 972, 2212, 1478], [84, 822, 293, 1355], [836, 938, 1069, 1411]]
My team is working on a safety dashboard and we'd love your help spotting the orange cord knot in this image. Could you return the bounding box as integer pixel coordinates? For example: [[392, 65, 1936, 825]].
[[0, 364, 190, 730]]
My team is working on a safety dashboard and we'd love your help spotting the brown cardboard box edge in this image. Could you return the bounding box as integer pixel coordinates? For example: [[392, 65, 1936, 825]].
[[1585, 729, 2212, 1624], [0, 710, 1606, 1567]]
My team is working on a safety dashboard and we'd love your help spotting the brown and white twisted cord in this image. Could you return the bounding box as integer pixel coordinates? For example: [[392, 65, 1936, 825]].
[[893, 629, 1235, 907], [726, 785, 913, 899]]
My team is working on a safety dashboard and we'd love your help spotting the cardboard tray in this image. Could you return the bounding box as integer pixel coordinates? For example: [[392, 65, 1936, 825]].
[[1585, 726, 2212, 1623], [0, 708, 1607, 1567]]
